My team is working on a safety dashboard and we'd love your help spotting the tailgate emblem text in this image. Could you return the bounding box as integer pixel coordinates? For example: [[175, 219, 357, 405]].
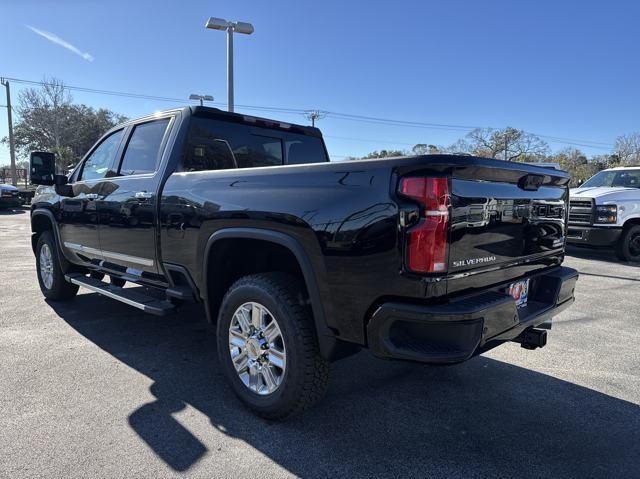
[[453, 256, 497, 268]]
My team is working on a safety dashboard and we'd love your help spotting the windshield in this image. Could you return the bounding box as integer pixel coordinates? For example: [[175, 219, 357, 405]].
[[581, 169, 640, 189]]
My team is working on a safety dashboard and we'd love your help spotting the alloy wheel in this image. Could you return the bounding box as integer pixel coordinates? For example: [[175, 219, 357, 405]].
[[228, 301, 287, 395], [39, 243, 54, 290]]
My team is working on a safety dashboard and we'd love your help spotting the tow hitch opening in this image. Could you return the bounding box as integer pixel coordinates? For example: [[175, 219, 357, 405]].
[[513, 327, 547, 350]]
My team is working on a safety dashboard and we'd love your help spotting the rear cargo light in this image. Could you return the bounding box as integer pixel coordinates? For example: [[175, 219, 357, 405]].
[[399, 177, 450, 273]]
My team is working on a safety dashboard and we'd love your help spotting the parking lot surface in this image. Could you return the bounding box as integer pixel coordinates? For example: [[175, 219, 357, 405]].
[[1, 207, 638, 478]]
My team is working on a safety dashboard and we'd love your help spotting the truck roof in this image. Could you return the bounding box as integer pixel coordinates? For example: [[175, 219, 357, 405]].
[[113, 106, 324, 138], [190, 106, 324, 138], [602, 166, 640, 171]]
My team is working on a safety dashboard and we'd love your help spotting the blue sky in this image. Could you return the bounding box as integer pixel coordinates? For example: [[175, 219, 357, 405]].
[[1, 0, 639, 163]]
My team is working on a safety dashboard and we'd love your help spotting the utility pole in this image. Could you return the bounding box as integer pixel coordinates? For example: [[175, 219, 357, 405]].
[[304, 110, 327, 128], [1, 78, 17, 186]]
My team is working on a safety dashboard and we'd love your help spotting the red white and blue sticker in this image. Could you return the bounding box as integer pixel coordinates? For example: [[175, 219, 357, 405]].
[[508, 279, 530, 308]]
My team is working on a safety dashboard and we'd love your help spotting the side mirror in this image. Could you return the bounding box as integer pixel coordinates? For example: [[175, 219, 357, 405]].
[[54, 175, 73, 197], [55, 174, 68, 186], [30, 151, 56, 185]]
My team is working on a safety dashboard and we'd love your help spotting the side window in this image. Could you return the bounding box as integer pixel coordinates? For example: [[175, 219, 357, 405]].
[[80, 129, 124, 181], [183, 122, 237, 171], [234, 135, 283, 168], [613, 171, 640, 188], [119, 119, 170, 176]]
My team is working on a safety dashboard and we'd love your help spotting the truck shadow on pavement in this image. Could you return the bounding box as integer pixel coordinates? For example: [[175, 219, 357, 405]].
[[49, 293, 639, 478], [566, 245, 639, 266], [0, 207, 27, 215]]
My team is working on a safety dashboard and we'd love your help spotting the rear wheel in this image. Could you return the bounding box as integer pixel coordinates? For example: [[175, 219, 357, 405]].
[[616, 224, 640, 262], [217, 273, 329, 419], [35, 231, 79, 300]]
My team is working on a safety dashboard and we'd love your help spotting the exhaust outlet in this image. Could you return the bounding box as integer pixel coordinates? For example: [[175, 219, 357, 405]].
[[514, 327, 547, 350]]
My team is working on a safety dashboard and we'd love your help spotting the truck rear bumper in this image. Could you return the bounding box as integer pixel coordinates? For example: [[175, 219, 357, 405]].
[[567, 225, 621, 246], [366, 266, 578, 364]]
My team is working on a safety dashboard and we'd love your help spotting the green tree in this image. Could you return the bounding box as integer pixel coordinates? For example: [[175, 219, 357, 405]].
[[361, 149, 406, 159], [549, 148, 606, 186], [463, 127, 549, 161], [1, 77, 127, 171], [411, 144, 440, 155]]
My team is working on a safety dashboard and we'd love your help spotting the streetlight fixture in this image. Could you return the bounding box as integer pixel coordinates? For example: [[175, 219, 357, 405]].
[[205, 16, 254, 113], [189, 94, 214, 106]]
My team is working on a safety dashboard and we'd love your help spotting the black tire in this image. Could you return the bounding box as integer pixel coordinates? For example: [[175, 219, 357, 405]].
[[110, 276, 126, 287], [35, 231, 79, 300], [615, 224, 640, 262], [216, 272, 329, 419]]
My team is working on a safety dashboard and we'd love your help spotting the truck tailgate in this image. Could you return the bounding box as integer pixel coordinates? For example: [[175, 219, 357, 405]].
[[448, 164, 568, 286]]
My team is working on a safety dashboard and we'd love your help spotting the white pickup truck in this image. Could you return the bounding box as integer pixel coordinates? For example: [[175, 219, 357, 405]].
[[567, 166, 640, 261]]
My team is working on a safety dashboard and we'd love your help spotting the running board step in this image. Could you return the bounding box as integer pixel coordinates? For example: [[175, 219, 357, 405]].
[[65, 273, 176, 316]]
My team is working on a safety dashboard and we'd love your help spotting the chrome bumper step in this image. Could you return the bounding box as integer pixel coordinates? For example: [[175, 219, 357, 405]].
[[65, 273, 176, 316]]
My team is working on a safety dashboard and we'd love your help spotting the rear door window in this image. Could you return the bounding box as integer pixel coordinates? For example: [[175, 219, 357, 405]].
[[118, 118, 170, 176]]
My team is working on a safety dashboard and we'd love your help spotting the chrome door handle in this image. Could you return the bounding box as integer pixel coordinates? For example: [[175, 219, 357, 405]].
[[85, 193, 99, 200], [135, 191, 153, 200]]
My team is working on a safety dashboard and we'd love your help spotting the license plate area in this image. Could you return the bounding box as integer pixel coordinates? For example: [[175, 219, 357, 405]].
[[508, 279, 530, 308]]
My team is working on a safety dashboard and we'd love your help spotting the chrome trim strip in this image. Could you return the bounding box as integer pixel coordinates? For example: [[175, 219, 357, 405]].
[[63, 242, 101, 256], [66, 276, 147, 311], [101, 249, 155, 267], [64, 242, 154, 267]]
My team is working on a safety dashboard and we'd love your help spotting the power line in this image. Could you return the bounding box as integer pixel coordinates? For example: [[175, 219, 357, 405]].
[[0, 75, 616, 151], [325, 112, 613, 149], [1, 76, 308, 115]]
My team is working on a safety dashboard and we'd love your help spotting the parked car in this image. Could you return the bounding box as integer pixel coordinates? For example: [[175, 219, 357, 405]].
[[0, 183, 22, 208], [29, 106, 578, 418], [568, 166, 640, 261]]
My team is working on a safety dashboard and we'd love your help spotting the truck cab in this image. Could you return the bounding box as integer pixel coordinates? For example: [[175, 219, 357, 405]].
[[568, 167, 640, 261]]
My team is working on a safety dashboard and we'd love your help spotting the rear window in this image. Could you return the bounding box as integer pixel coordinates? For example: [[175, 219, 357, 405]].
[[234, 135, 283, 168], [185, 117, 327, 170], [183, 122, 237, 171], [286, 138, 327, 164]]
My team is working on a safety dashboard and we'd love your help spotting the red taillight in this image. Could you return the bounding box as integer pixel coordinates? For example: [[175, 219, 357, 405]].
[[399, 177, 450, 273]]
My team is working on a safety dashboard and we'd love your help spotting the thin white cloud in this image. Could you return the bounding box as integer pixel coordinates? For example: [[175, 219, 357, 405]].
[[26, 25, 94, 62]]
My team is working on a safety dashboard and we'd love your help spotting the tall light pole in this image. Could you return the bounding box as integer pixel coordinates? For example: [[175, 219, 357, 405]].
[[189, 94, 214, 106], [205, 17, 254, 113], [0, 78, 17, 186]]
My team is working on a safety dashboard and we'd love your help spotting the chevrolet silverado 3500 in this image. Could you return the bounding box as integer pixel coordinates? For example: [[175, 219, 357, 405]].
[[29, 106, 578, 418]]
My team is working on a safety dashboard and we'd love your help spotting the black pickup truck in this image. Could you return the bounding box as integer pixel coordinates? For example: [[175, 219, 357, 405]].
[[30, 106, 578, 418]]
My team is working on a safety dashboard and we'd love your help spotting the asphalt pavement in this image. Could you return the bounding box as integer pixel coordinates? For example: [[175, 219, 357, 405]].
[[1, 206, 638, 478]]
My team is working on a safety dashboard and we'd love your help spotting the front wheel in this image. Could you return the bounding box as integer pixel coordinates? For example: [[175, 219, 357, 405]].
[[35, 231, 79, 300], [616, 224, 640, 262], [217, 273, 329, 419]]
